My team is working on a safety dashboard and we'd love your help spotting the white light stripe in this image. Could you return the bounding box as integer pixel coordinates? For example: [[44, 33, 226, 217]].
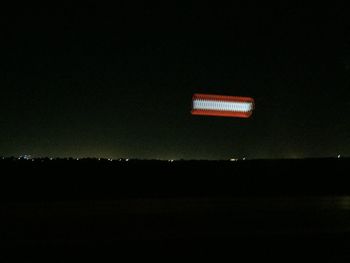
[[193, 99, 253, 112]]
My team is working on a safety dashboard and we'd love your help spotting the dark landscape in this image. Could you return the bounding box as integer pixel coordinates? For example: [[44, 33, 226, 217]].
[[1, 158, 350, 261]]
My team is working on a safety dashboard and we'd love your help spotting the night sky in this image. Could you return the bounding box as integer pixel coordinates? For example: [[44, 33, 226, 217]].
[[1, 5, 350, 159]]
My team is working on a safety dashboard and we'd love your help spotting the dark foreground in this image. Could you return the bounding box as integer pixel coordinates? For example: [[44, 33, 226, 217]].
[[1, 158, 350, 261]]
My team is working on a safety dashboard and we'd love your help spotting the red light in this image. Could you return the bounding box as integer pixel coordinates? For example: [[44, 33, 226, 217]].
[[191, 93, 254, 118]]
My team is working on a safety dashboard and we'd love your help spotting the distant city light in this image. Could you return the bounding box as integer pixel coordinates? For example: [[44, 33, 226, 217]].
[[19, 155, 32, 160], [230, 158, 238, 162], [191, 93, 254, 118], [338, 155, 341, 159]]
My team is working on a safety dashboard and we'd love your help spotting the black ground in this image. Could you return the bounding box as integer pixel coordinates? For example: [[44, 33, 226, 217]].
[[1, 158, 350, 261]]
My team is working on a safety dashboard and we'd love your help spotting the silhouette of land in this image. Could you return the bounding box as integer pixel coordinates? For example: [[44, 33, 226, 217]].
[[1, 158, 350, 260]]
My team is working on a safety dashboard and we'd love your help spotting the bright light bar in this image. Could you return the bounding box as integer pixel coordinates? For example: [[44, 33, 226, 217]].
[[191, 93, 254, 118]]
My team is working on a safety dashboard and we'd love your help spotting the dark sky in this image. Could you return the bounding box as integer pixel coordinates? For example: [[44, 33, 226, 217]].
[[1, 5, 350, 159]]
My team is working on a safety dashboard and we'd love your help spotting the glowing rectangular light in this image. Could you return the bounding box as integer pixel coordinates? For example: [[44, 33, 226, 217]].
[[191, 93, 254, 118]]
